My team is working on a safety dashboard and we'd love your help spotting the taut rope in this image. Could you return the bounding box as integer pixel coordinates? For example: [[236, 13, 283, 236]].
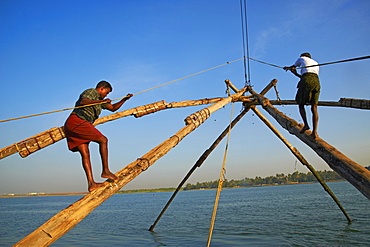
[[248, 55, 370, 69], [0, 58, 243, 124], [2, 55, 368, 124]]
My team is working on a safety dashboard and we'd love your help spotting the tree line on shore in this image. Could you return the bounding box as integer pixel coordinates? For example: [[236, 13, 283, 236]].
[[183, 166, 370, 191]]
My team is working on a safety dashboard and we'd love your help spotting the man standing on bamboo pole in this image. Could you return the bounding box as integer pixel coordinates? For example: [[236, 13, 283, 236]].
[[64, 80, 133, 192], [284, 52, 321, 139]]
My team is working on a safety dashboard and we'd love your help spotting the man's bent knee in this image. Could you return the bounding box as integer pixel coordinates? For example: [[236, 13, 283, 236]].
[[95, 135, 108, 144]]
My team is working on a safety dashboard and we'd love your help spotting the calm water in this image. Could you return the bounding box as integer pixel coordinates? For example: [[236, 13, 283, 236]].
[[0, 181, 369, 246]]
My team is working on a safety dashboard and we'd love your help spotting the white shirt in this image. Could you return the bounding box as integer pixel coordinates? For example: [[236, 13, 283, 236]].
[[294, 56, 319, 75]]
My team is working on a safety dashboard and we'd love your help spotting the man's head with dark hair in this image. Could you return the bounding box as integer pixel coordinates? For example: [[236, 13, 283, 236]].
[[300, 52, 311, 58], [96, 80, 113, 91]]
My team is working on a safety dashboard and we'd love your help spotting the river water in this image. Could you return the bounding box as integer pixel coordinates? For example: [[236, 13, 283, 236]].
[[0, 181, 369, 246]]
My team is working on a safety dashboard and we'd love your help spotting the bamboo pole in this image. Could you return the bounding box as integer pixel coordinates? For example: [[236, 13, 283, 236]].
[[248, 87, 370, 200], [148, 80, 276, 231], [14, 88, 246, 247], [251, 105, 352, 222], [0, 97, 230, 160], [93, 97, 228, 125], [263, 98, 370, 109], [0, 127, 66, 159], [1, 95, 367, 160]]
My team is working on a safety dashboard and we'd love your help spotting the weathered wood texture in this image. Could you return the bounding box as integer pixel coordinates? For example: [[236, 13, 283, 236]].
[[0, 127, 66, 159], [249, 87, 370, 200], [339, 98, 370, 109], [13, 88, 246, 247], [265, 98, 370, 109]]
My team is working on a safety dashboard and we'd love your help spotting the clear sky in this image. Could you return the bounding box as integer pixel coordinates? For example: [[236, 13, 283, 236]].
[[1, 0, 369, 194]]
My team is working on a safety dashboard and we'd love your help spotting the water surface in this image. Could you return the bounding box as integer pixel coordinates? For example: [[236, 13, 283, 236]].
[[0, 181, 369, 246]]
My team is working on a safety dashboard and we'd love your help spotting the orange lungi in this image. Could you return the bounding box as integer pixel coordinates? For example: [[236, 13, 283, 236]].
[[64, 114, 103, 152]]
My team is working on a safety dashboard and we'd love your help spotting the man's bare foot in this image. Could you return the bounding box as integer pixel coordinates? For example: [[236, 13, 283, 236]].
[[88, 182, 104, 192], [300, 125, 310, 133], [101, 171, 118, 180], [311, 132, 318, 139]]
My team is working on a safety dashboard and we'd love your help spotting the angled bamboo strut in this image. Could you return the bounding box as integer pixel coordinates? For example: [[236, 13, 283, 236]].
[[149, 107, 249, 232], [13, 87, 247, 247], [247, 87, 370, 200], [238, 81, 351, 221], [149, 79, 277, 232], [250, 105, 351, 222]]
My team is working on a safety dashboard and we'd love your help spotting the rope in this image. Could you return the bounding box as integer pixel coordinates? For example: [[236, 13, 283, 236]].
[[3, 54, 366, 124], [297, 55, 370, 69], [0, 58, 243, 124], [247, 57, 283, 69], [273, 84, 281, 102], [247, 55, 370, 69], [206, 92, 235, 247]]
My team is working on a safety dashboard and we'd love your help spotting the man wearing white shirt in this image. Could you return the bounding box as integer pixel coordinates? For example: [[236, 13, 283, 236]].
[[284, 52, 320, 139]]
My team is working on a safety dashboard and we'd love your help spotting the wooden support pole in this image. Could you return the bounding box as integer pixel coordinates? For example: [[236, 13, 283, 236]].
[[148, 80, 277, 231], [14, 88, 246, 247], [248, 87, 370, 200], [251, 105, 352, 222], [252, 99, 370, 109]]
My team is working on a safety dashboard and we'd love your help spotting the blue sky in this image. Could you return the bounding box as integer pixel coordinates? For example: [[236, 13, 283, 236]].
[[1, 0, 369, 194]]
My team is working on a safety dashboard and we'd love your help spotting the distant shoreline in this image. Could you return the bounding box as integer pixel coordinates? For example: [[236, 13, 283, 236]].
[[0, 180, 345, 198], [0, 191, 88, 198]]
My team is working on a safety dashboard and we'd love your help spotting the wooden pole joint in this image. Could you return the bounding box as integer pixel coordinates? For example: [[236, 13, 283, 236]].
[[133, 100, 167, 118], [184, 108, 211, 127], [136, 158, 150, 171]]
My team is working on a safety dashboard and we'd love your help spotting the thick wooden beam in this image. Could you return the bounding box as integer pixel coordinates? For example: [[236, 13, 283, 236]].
[[13, 88, 246, 247], [0, 127, 66, 160], [248, 87, 370, 200], [260, 98, 370, 109]]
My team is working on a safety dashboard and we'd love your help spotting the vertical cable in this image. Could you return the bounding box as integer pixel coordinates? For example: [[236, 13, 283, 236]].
[[239, 0, 251, 86]]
